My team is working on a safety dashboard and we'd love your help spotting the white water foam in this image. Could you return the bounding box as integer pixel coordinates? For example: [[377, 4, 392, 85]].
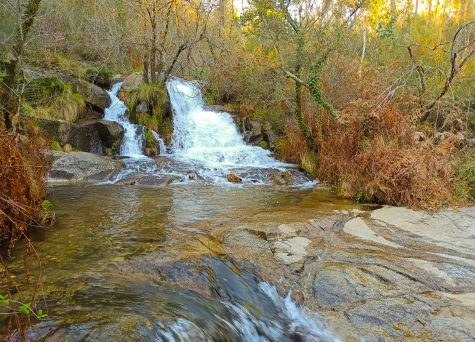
[[104, 82, 145, 157], [166, 78, 288, 169], [155, 281, 339, 342]]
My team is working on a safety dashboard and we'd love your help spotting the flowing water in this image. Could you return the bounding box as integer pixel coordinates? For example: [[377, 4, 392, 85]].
[[105, 82, 145, 156], [4, 185, 359, 341], [1, 78, 355, 341], [107, 78, 310, 186]]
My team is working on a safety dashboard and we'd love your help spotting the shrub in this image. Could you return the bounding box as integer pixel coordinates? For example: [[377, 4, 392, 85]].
[[0, 131, 51, 248]]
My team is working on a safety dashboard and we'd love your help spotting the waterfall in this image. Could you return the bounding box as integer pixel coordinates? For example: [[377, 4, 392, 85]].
[[104, 82, 144, 156], [166, 78, 286, 169], [151, 130, 167, 155]]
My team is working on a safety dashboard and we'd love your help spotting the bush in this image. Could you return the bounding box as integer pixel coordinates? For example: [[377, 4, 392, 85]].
[[85, 65, 113, 88], [0, 131, 51, 248]]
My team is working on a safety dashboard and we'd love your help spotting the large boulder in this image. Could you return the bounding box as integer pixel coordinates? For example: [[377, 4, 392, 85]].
[[48, 151, 123, 183], [36, 118, 124, 154], [58, 75, 111, 120], [68, 120, 124, 154], [95, 120, 124, 149], [121, 73, 144, 92]]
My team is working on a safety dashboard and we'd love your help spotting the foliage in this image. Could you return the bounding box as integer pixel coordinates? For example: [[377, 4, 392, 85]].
[[0, 130, 51, 247], [85, 65, 113, 87], [51, 139, 61, 151], [145, 128, 157, 148], [455, 154, 475, 201]]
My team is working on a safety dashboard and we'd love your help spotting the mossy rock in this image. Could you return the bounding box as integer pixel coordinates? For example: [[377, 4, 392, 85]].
[[24, 77, 66, 106]]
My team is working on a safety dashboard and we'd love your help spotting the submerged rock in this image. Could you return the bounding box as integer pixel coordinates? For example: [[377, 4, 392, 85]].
[[49, 151, 123, 183], [226, 174, 242, 183]]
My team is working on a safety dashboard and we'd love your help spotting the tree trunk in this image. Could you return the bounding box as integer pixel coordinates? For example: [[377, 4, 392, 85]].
[[1, 0, 42, 130], [150, 5, 157, 84], [293, 31, 314, 149]]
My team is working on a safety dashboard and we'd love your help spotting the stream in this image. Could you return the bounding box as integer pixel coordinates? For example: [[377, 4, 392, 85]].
[[3, 78, 350, 341], [11, 185, 357, 341], [3, 78, 475, 341]]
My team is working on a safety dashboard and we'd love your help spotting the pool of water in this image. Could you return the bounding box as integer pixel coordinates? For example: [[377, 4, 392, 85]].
[[2, 184, 362, 341]]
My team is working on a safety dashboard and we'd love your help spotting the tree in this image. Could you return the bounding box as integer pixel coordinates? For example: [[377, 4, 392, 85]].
[[135, 0, 216, 85], [1, 0, 42, 130]]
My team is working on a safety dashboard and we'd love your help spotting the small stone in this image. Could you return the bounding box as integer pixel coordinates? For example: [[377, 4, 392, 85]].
[[63, 143, 73, 152], [226, 174, 242, 183], [350, 209, 365, 216], [291, 290, 305, 305]]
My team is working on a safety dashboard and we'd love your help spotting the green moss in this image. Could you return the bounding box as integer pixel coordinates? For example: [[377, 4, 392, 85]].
[[51, 139, 62, 151], [145, 128, 157, 148], [24, 77, 66, 106], [258, 140, 268, 149]]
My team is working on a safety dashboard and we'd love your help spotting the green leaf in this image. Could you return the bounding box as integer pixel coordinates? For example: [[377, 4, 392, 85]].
[[36, 309, 48, 320], [18, 303, 31, 315], [0, 294, 9, 305]]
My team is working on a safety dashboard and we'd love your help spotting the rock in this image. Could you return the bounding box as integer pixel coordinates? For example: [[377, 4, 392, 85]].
[[246, 224, 300, 240], [246, 120, 263, 144], [465, 138, 475, 148], [226, 174, 242, 183], [95, 120, 124, 149], [205, 104, 239, 116], [272, 236, 311, 269], [48, 151, 123, 183], [451, 118, 464, 133], [35, 118, 123, 155], [350, 208, 366, 216], [115, 174, 180, 186], [110, 74, 124, 85], [121, 73, 144, 91], [63, 144, 73, 153], [267, 170, 294, 185], [136, 101, 149, 113], [68, 120, 124, 154], [413, 131, 426, 143], [34, 118, 72, 145], [58, 75, 111, 117], [144, 147, 157, 156], [64, 121, 102, 154], [343, 217, 401, 249], [433, 131, 465, 147], [370, 206, 475, 254], [262, 122, 278, 150]]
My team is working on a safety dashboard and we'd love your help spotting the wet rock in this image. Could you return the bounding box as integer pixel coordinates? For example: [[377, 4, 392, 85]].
[[245, 120, 263, 145], [246, 224, 300, 240], [116, 174, 181, 186], [49, 151, 123, 183], [95, 120, 124, 149], [68, 120, 124, 154], [314, 270, 355, 308], [226, 174, 242, 183], [267, 170, 295, 185], [272, 236, 311, 269], [144, 147, 157, 156]]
